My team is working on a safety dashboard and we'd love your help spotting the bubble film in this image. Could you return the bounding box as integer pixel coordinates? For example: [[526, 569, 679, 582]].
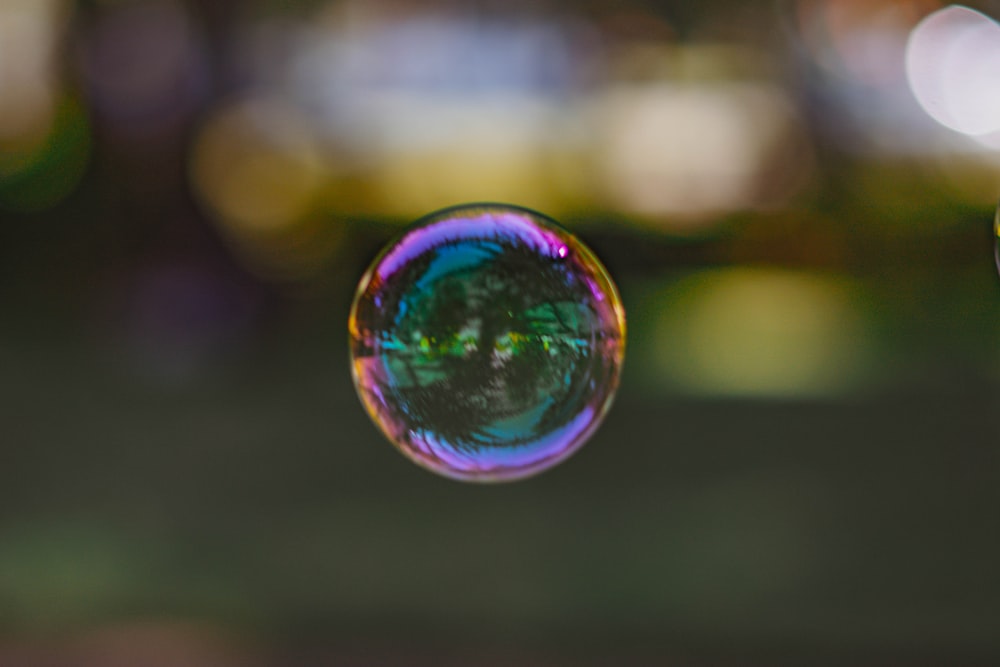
[[995, 201, 1000, 277], [349, 204, 626, 482]]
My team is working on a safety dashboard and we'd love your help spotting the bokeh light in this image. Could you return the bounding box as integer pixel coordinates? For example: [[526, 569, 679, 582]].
[[595, 73, 812, 228], [192, 97, 328, 234], [191, 96, 340, 281], [906, 5, 1000, 140], [650, 268, 872, 397], [0, 0, 65, 153], [291, 2, 591, 217], [0, 0, 88, 211], [0, 96, 90, 212], [798, 0, 939, 87], [79, 0, 207, 136]]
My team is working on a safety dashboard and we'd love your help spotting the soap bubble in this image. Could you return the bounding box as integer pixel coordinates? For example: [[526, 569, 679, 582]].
[[349, 204, 626, 482], [995, 201, 1000, 277]]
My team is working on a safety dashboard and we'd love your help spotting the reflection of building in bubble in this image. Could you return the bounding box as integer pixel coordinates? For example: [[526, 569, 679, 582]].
[[645, 268, 872, 397]]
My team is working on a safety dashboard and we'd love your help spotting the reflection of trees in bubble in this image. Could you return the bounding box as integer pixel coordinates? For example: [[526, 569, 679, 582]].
[[362, 231, 617, 451]]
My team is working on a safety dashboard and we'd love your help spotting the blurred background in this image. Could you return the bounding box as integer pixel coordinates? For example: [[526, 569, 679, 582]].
[[1, 0, 1000, 664]]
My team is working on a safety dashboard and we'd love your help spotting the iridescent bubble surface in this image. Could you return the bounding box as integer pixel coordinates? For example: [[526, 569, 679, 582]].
[[995, 201, 1000, 277], [349, 204, 626, 482]]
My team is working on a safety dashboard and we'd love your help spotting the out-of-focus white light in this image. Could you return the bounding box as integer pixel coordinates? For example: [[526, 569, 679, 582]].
[[0, 0, 64, 149], [906, 6, 1000, 137], [798, 0, 936, 87], [595, 81, 809, 226], [289, 4, 590, 216]]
